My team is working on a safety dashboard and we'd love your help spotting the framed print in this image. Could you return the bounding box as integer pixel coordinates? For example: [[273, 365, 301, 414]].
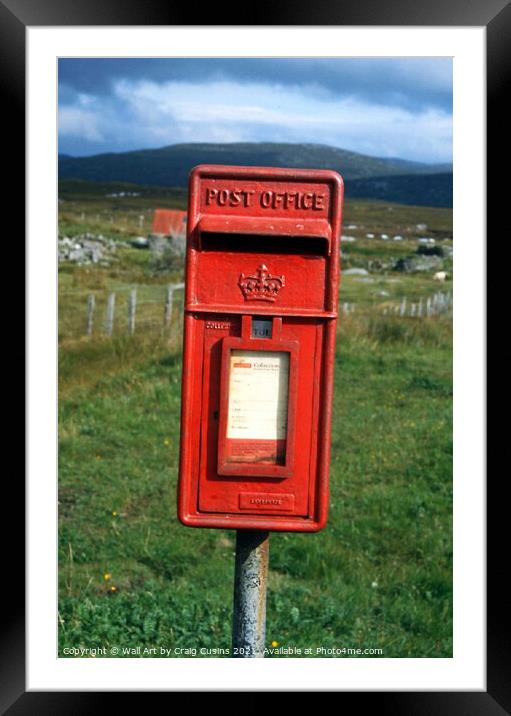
[[6, 0, 505, 710]]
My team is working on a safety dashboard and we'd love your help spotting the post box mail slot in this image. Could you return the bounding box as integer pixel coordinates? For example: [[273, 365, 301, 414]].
[[177, 165, 344, 532]]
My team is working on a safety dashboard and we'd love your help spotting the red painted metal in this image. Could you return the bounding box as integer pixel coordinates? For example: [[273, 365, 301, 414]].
[[177, 164, 344, 532], [216, 318, 299, 479], [152, 208, 187, 236]]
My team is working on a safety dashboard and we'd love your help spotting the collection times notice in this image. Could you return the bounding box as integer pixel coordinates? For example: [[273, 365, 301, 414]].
[[226, 350, 289, 464]]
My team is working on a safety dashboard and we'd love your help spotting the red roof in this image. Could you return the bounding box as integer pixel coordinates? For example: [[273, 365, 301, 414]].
[[152, 209, 187, 237]]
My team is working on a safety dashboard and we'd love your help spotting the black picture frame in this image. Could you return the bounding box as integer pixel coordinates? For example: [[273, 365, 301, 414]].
[[7, 0, 505, 711]]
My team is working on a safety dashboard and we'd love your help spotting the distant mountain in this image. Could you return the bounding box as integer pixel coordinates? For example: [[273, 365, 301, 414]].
[[372, 156, 453, 175], [58, 142, 452, 207], [348, 173, 453, 208]]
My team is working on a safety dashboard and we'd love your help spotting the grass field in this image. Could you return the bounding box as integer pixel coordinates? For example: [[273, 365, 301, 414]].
[[58, 182, 452, 658]]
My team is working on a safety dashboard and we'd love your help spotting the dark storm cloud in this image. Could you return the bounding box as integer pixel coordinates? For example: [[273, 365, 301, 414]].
[[58, 58, 452, 113], [58, 57, 452, 162]]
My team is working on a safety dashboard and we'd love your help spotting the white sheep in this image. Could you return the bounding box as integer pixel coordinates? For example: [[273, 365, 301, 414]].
[[433, 271, 448, 281]]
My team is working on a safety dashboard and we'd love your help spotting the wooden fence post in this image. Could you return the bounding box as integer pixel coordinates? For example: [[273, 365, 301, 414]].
[[164, 286, 174, 326], [128, 289, 137, 335], [86, 294, 95, 336], [105, 292, 115, 336], [164, 283, 184, 327]]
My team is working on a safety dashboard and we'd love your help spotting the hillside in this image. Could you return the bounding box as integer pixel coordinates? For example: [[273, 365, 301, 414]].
[[58, 142, 452, 207], [348, 173, 453, 208]]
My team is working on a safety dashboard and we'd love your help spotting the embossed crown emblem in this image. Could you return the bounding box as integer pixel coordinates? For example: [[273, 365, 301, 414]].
[[238, 264, 285, 302]]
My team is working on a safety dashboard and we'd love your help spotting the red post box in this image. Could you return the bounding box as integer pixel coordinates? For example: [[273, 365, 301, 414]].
[[177, 164, 343, 532]]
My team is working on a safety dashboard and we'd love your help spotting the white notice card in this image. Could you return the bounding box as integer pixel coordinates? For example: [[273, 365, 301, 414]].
[[227, 350, 289, 442]]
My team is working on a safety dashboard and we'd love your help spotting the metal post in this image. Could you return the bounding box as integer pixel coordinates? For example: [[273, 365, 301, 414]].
[[232, 530, 269, 658]]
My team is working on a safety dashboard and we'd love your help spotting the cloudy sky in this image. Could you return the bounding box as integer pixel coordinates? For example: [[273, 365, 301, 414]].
[[58, 58, 452, 164]]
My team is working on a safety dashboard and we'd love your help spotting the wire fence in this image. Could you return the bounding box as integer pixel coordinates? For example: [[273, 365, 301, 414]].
[[59, 284, 452, 344], [341, 290, 452, 318], [59, 283, 185, 342]]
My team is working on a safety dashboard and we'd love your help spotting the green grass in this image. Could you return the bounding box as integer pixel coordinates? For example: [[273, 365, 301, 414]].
[[58, 179, 187, 243], [58, 316, 452, 658], [342, 200, 452, 238], [58, 186, 452, 658]]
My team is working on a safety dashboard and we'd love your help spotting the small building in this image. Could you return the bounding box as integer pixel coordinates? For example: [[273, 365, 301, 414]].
[[152, 209, 187, 239], [150, 209, 187, 260]]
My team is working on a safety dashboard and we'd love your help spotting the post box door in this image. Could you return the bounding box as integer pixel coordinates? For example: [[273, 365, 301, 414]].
[[197, 314, 322, 517]]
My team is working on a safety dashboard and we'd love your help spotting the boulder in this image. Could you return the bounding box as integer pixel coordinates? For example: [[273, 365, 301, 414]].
[[417, 245, 445, 257], [68, 247, 85, 262], [148, 233, 169, 257], [57, 233, 119, 265], [81, 239, 104, 263], [343, 268, 369, 276], [149, 233, 186, 259], [130, 236, 149, 249], [394, 255, 443, 273]]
